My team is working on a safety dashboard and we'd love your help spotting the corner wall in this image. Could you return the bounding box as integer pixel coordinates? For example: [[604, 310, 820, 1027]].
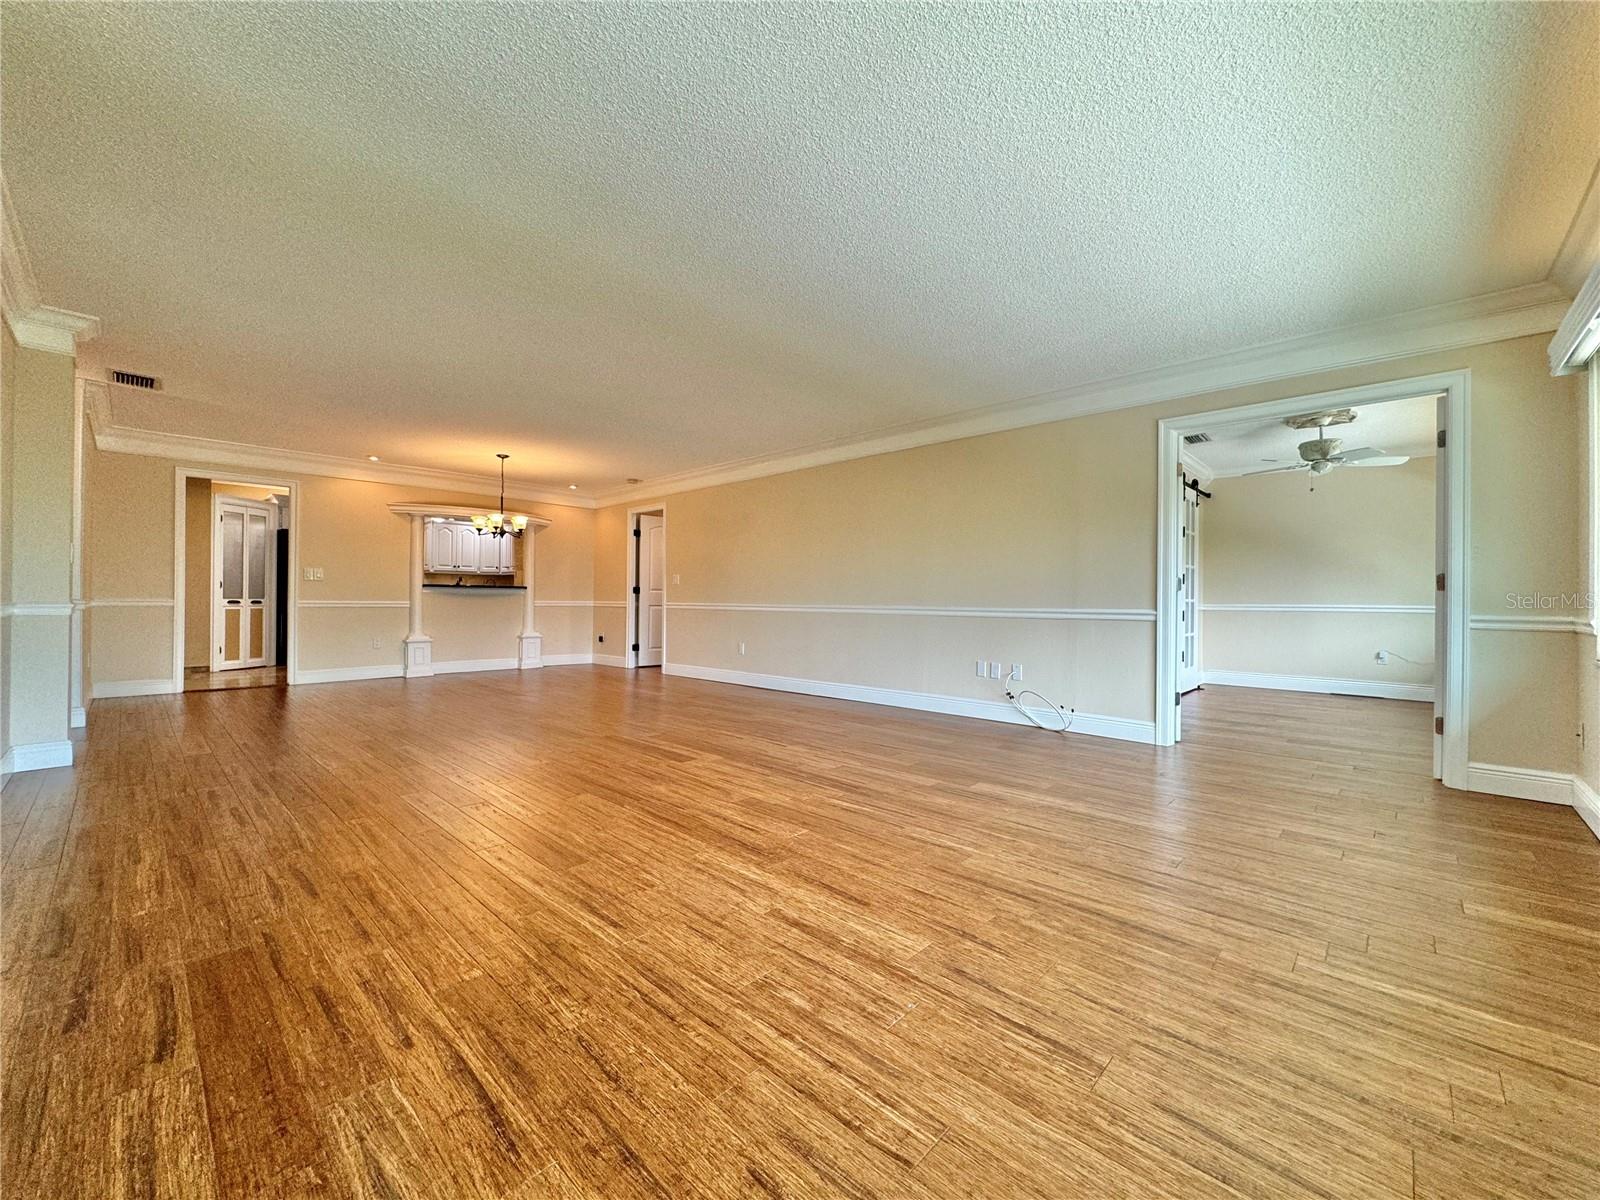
[[1, 322, 77, 773]]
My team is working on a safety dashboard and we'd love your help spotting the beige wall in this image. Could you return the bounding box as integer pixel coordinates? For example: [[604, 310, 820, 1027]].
[[1202, 457, 1435, 686], [83, 447, 596, 687], [78, 332, 1587, 785], [595, 334, 1586, 773], [1, 326, 76, 759]]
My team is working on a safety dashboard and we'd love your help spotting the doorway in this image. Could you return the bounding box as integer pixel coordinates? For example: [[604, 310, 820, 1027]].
[[1156, 371, 1468, 790], [172, 469, 297, 693], [626, 507, 666, 669], [212, 494, 277, 672]]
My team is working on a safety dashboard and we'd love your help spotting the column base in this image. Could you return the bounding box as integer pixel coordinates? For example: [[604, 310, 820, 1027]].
[[403, 635, 434, 678], [518, 633, 543, 669]]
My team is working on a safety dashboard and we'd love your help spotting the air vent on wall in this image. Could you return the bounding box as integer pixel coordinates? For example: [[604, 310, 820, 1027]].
[[108, 369, 161, 390], [1183, 432, 1212, 445]]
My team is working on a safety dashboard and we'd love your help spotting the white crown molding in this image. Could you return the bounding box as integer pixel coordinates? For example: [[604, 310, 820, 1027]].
[[1548, 262, 1600, 375], [594, 282, 1569, 506], [2, 174, 100, 354], [1550, 160, 1600, 298], [82, 385, 597, 509], [5, 306, 101, 356]]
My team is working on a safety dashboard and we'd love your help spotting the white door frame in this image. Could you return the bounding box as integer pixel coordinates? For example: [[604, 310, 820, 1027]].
[[623, 505, 666, 669], [210, 493, 278, 671], [1155, 370, 1469, 791], [172, 466, 301, 690]]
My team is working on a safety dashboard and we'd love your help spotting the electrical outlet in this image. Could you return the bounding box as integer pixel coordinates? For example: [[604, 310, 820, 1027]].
[[988, 661, 1000, 680], [672, 574, 681, 585], [303, 567, 314, 581], [1010, 663, 1022, 680], [370, 636, 383, 649], [976, 659, 986, 678], [314, 567, 325, 580], [1374, 650, 1390, 665]]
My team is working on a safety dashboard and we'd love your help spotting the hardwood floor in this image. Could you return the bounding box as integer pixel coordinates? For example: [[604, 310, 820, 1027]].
[[3, 670, 1597, 1198], [184, 665, 288, 693]]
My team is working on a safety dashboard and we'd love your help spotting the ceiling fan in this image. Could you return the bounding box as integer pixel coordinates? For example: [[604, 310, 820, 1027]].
[[1243, 408, 1411, 477]]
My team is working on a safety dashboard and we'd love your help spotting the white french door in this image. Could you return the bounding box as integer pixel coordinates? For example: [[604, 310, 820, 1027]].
[[1177, 478, 1202, 695], [212, 496, 276, 671], [636, 514, 665, 667]]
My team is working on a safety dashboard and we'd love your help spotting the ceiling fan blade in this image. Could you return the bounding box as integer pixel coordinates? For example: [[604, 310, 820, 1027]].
[[1346, 455, 1411, 468], [1241, 464, 1308, 476], [1332, 446, 1390, 463]]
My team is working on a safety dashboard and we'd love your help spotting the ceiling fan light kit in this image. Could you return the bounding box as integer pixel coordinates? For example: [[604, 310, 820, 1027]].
[[1237, 407, 1411, 481]]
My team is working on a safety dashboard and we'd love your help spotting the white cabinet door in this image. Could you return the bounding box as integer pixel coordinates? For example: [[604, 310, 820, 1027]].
[[454, 524, 481, 572], [425, 521, 452, 572], [498, 535, 518, 575]]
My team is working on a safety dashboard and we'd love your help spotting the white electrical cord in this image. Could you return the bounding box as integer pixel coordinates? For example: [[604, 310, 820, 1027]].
[[1383, 651, 1434, 667], [1004, 669, 1073, 735]]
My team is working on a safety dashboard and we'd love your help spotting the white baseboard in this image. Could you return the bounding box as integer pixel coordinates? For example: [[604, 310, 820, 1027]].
[[1, 741, 74, 774], [91, 678, 178, 699], [1203, 669, 1433, 702], [296, 664, 403, 685], [1464, 762, 1578, 806], [542, 653, 595, 666], [431, 657, 519, 675], [70, 706, 86, 729], [593, 653, 626, 668], [662, 662, 1155, 744], [1573, 776, 1600, 841]]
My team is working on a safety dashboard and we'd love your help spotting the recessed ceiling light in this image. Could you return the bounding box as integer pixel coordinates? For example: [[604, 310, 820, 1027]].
[[568, 484, 579, 490], [367, 455, 380, 461], [626, 478, 641, 484]]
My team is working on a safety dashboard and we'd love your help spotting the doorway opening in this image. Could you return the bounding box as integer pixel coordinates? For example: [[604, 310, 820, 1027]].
[[1157, 371, 1468, 789], [625, 506, 666, 669], [173, 470, 297, 693]]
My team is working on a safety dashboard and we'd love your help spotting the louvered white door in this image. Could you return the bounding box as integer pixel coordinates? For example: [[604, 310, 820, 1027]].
[[212, 496, 276, 671]]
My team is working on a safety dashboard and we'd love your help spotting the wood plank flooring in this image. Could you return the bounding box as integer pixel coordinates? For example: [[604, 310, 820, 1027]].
[[3, 670, 1598, 1198]]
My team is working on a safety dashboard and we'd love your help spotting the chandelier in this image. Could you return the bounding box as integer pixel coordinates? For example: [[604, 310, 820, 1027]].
[[471, 453, 528, 538]]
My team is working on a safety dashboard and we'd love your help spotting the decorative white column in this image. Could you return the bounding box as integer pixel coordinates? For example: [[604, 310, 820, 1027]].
[[518, 526, 543, 669], [402, 514, 434, 677]]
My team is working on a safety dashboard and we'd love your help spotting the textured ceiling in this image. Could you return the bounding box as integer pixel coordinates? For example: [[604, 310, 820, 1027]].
[[1184, 392, 1439, 477], [3, 3, 1597, 494]]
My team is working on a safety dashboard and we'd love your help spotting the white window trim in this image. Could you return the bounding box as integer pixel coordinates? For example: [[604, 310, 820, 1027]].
[[1589, 363, 1599, 650]]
